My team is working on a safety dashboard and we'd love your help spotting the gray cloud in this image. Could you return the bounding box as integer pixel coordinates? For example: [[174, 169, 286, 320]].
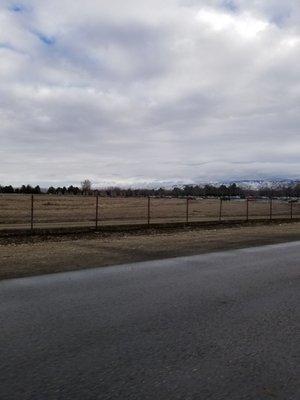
[[1, 0, 300, 186]]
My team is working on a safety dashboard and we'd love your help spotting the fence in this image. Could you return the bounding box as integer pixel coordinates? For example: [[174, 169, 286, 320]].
[[0, 194, 300, 233]]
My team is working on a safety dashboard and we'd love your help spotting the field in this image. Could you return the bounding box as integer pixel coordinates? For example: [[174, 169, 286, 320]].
[[0, 194, 300, 231]]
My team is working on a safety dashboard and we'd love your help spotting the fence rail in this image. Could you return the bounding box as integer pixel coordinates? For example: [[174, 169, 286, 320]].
[[0, 194, 299, 233]]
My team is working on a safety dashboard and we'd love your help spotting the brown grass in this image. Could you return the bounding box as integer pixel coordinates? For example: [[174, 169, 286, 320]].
[[0, 194, 299, 229]]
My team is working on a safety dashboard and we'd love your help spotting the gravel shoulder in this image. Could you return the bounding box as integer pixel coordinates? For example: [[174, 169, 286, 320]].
[[1, 222, 300, 281]]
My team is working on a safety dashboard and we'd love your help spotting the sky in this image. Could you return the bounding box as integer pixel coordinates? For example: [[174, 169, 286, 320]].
[[1, 0, 300, 188]]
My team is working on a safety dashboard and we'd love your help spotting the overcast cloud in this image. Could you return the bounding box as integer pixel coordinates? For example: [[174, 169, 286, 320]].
[[1, 0, 300, 187]]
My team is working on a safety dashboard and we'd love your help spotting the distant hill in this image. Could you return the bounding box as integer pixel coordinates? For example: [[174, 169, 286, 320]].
[[219, 179, 300, 190], [129, 178, 300, 190]]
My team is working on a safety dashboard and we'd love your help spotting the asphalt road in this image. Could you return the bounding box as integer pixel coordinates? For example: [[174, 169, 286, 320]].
[[0, 242, 299, 400]]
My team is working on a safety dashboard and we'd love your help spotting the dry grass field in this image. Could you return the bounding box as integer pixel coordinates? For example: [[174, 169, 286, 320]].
[[0, 194, 299, 230]]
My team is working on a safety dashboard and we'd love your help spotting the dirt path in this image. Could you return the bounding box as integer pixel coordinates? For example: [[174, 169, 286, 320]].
[[1, 222, 300, 281]]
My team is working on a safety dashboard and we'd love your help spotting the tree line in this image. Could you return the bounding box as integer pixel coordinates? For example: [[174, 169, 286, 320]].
[[0, 185, 42, 194], [1, 182, 300, 198]]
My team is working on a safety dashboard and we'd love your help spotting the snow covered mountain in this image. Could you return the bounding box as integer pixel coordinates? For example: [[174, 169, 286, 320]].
[[219, 179, 299, 190], [93, 178, 299, 190]]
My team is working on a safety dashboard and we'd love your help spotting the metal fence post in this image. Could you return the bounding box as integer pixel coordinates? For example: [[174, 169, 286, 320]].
[[219, 198, 223, 221], [290, 201, 293, 220], [186, 198, 189, 224], [269, 198, 273, 221], [95, 194, 99, 229], [147, 196, 151, 226], [30, 194, 34, 232], [246, 198, 249, 221]]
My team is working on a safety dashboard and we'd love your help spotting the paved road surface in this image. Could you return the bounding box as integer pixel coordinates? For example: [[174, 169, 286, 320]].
[[0, 242, 299, 400]]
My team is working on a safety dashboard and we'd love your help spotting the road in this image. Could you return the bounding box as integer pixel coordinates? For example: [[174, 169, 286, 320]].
[[0, 242, 299, 400]]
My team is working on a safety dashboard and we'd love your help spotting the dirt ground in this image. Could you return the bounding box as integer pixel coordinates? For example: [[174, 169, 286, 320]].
[[1, 221, 300, 281]]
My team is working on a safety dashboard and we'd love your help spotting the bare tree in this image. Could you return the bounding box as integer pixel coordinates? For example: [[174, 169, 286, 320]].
[[81, 179, 92, 195]]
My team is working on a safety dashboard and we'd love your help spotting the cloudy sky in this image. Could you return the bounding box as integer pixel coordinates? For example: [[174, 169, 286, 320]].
[[1, 0, 300, 187]]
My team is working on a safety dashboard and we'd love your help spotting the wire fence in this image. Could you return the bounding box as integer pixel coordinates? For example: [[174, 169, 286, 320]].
[[0, 194, 300, 232]]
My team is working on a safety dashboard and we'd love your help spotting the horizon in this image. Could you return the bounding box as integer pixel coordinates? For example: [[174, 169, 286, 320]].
[[1, 177, 300, 190]]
